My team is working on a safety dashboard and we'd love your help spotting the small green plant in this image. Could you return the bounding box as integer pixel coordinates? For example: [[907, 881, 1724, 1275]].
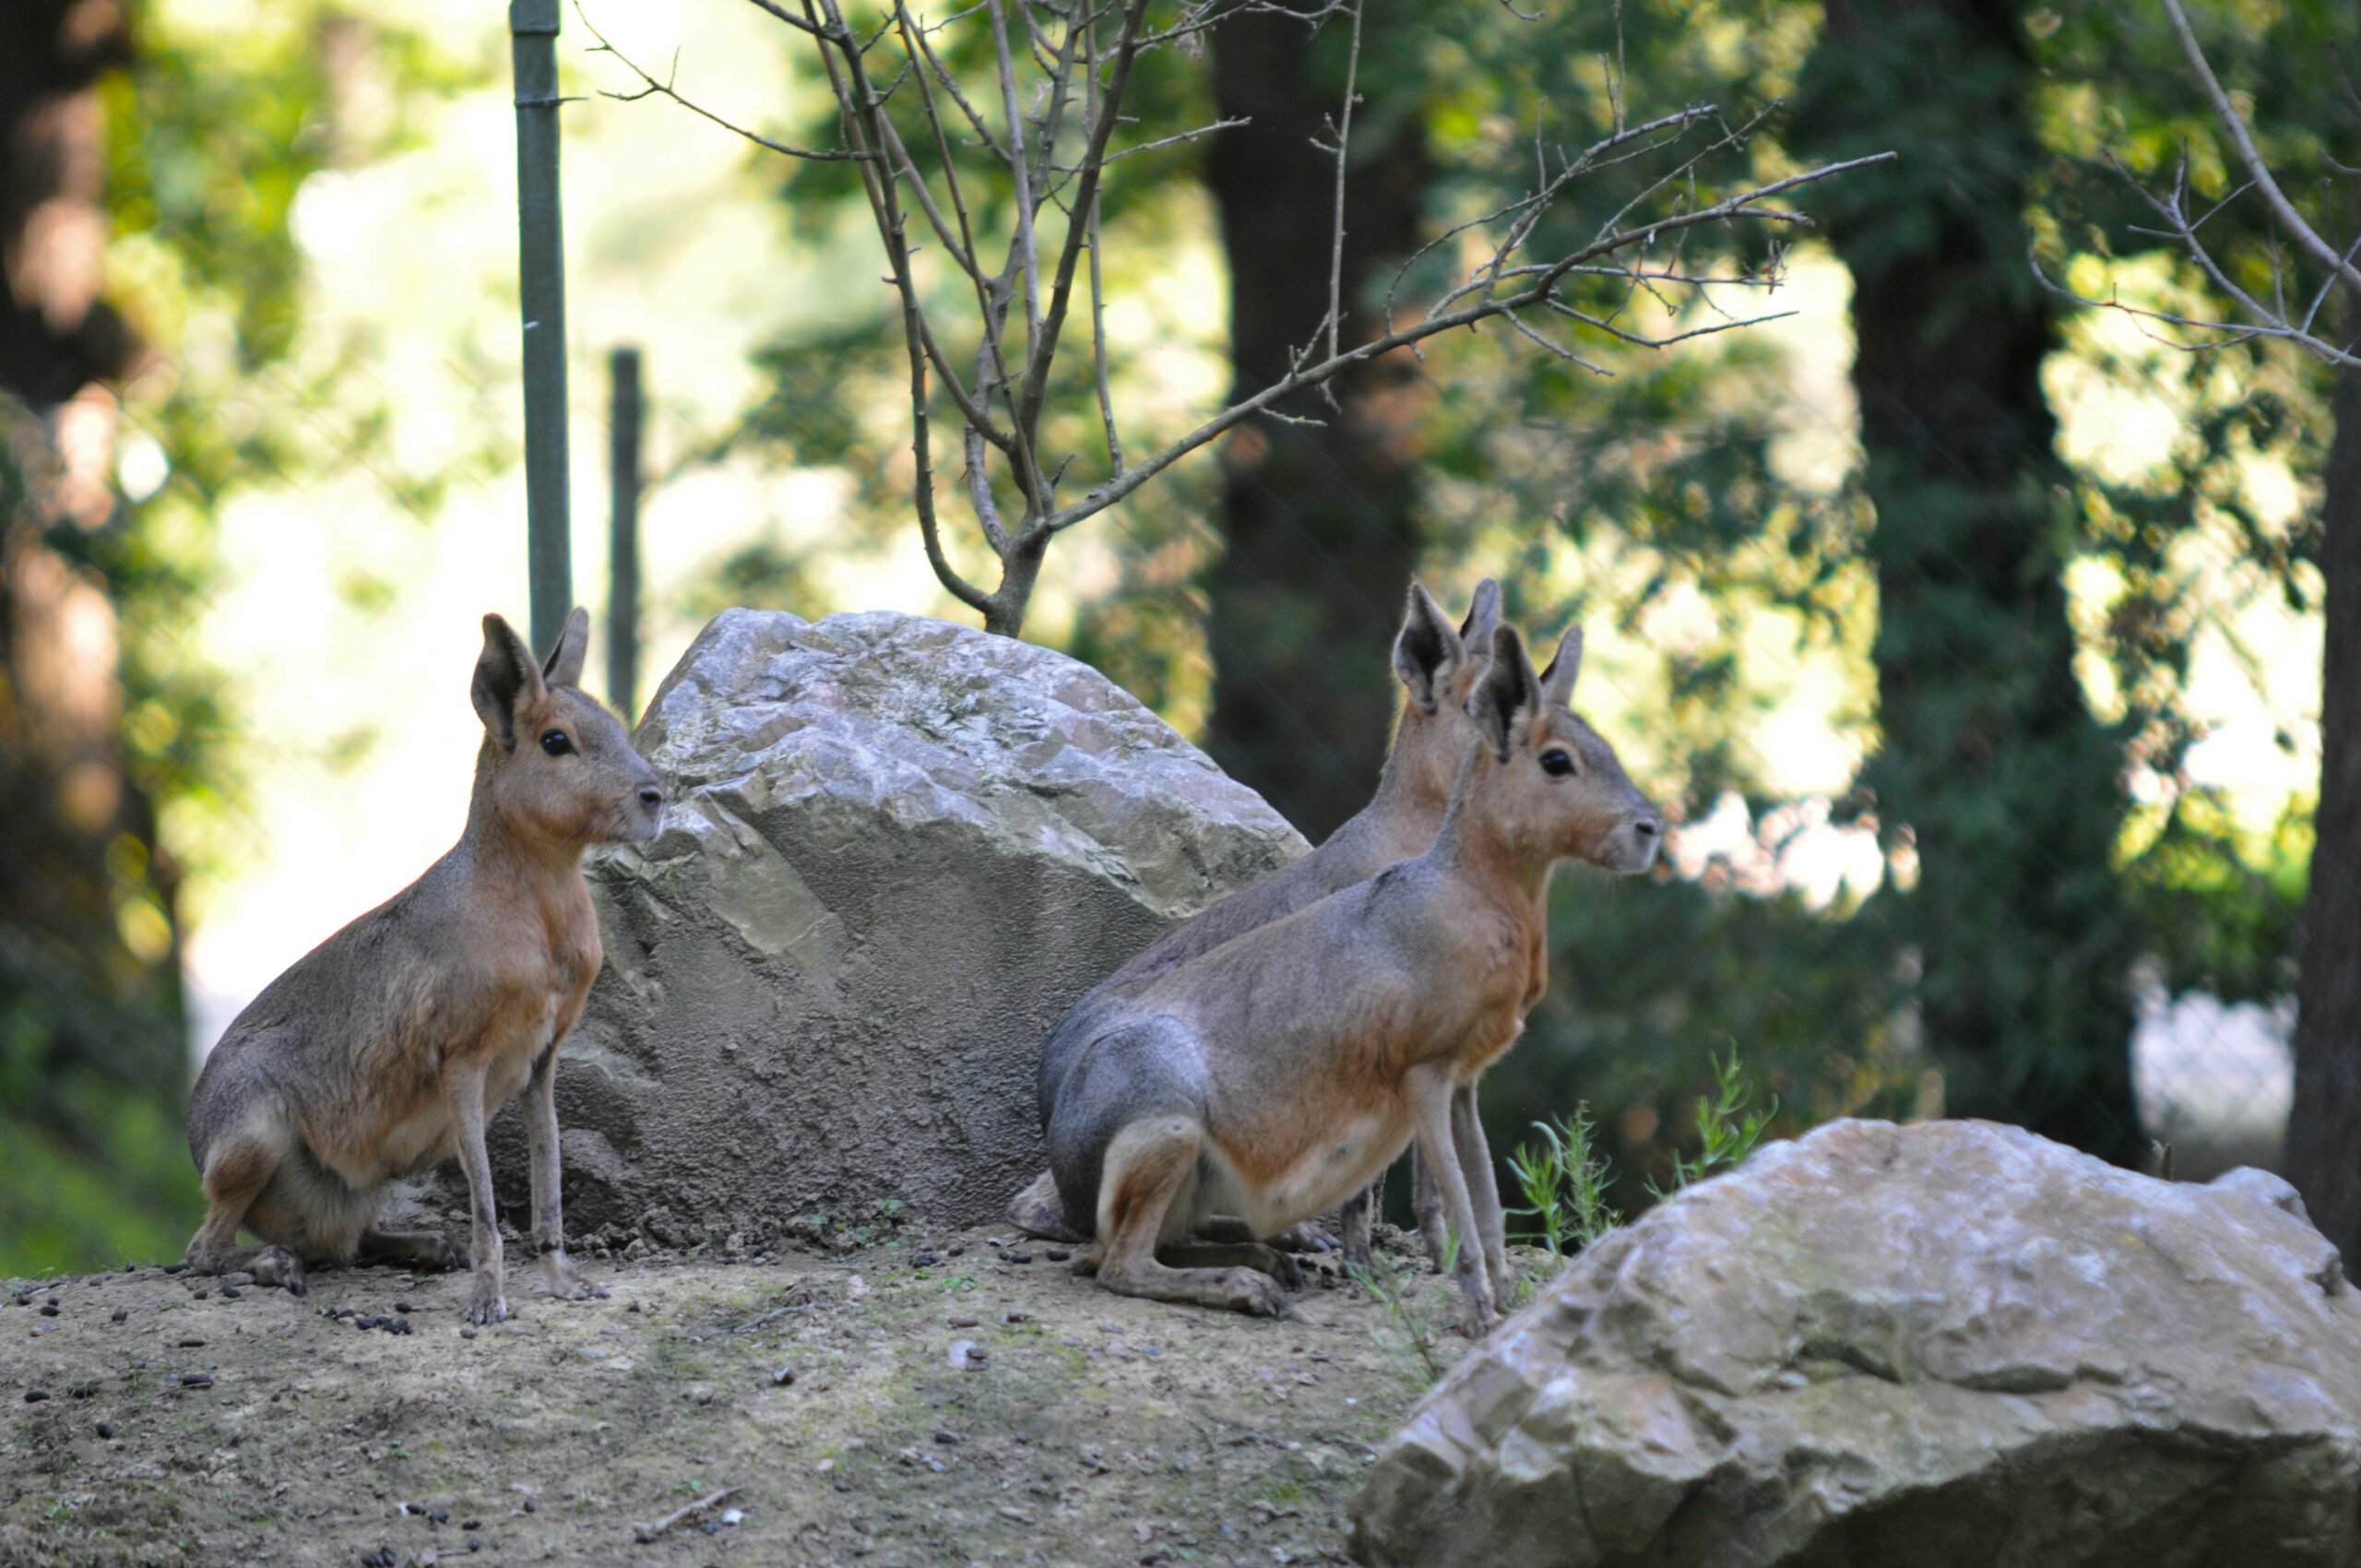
[[1350, 1240, 1458, 1390], [1648, 1047, 1776, 1200], [873, 1197, 907, 1225], [1504, 1108, 1620, 1260]]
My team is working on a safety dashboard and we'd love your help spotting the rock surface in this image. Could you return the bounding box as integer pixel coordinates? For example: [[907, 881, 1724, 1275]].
[[503, 609, 1304, 1237], [1348, 1118, 2361, 1568]]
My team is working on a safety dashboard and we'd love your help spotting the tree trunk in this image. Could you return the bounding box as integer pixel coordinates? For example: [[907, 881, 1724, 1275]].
[[1798, 0, 2142, 1162], [2286, 316, 2361, 1259], [1202, 5, 1430, 841]]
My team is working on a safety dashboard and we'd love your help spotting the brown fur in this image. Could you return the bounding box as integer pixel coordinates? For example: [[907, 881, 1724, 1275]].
[[1015, 581, 1502, 1258], [182, 608, 663, 1324], [1045, 624, 1658, 1333]]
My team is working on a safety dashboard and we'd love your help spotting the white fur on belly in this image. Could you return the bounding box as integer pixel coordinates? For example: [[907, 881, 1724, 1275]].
[[1195, 1110, 1410, 1240]]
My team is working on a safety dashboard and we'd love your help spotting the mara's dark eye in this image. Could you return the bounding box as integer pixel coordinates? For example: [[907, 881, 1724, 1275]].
[[1539, 748, 1576, 778], [540, 730, 574, 757]]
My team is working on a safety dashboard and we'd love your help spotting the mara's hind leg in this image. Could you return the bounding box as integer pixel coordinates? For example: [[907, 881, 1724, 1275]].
[[185, 1140, 307, 1295], [1410, 1145, 1450, 1273], [1191, 1213, 1332, 1255], [356, 1228, 460, 1272], [1338, 1184, 1376, 1273], [1161, 1241, 1301, 1289], [1093, 1117, 1291, 1318]]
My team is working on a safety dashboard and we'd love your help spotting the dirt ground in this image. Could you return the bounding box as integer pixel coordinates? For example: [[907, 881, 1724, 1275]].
[[0, 1225, 1471, 1568]]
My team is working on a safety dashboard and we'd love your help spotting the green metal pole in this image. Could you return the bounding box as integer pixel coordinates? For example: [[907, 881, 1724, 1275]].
[[510, 0, 571, 654], [606, 345, 643, 720]]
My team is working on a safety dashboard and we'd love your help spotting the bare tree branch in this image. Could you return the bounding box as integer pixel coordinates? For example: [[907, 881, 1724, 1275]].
[[2037, 4, 2361, 375], [1041, 148, 1896, 536], [608, 0, 1887, 636], [579, 12, 869, 161], [1083, 6, 1125, 476], [1323, 0, 1365, 375], [2162, 0, 2361, 300]]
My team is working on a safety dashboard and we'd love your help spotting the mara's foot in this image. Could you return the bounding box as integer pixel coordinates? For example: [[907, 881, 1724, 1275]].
[[538, 1251, 607, 1302], [247, 1244, 308, 1296], [1452, 1282, 1501, 1340], [1163, 1241, 1302, 1290], [189, 1243, 307, 1297], [1005, 1171, 1087, 1243], [357, 1228, 461, 1273], [463, 1273, 510, 1326], [1099, 1259, 1295, 1319]]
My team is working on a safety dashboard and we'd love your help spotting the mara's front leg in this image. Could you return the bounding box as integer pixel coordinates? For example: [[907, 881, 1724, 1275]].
[[1405, 1064, 1498, 1338], [443, 1057, 508, 1324], [1451, 1083, 1513, 1304], [526, 1042, 604, 1303]]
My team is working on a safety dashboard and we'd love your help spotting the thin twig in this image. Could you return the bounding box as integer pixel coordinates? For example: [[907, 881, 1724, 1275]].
[[633, 1487, 741, 1544], [1324, 0, 1366, 374], [1084, 6, 1124, 476], [1014, 0, 1154, 449], [1040, 149, 1896, 536], [578, 8, 868, 161], [987, 0, 1045, 362], [2162, 0, 2361, 299], [807, 0, 996, 612]]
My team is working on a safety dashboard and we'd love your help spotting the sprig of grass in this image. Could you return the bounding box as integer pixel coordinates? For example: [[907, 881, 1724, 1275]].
[[1348, 1239, 1458, 1389], [1646, 1046, 1775, 1200], [1503, 1108, 1620, 1260]]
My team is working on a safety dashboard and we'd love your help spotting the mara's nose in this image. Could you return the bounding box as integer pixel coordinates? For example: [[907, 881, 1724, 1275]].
[[638, 783, 665, 812], [1632, 814, 1662, 842]]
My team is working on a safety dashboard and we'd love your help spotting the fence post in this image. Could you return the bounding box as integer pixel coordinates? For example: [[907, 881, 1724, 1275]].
[[510, 0, 571, 654], [607, 346, 643, 721]]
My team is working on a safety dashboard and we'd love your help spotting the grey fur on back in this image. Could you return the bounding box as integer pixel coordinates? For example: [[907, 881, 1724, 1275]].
[[188, 861, 465, 1177]]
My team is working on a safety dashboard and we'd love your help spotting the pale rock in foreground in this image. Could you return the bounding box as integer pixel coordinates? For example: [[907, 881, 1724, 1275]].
[[1349, 1118, 2361, 1568], [489, 609, 1304, 1235]]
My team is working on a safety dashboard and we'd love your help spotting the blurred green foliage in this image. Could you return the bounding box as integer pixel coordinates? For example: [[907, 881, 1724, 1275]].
[[672, 0, 2331, 1194], [0, 2, 469, 1278], [8, 0, 2335, 1279]]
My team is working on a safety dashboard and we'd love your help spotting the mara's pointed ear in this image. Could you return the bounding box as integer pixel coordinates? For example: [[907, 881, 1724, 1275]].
[[1457, 578, 1501, 647], [472, 613, 548, 751], [1469, 624, 1542, 762], [541, 605, 590, 688], [1538, 624, 1584, 709], [1392, 581, 1465, 715]]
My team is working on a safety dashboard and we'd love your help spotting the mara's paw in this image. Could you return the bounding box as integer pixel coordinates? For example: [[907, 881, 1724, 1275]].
[[253, 1247, 308, 1297], [1453, 1289, 1501, 1341], [540, 1253, 607, 1302], [1225, 1268, 1294, 1319], [464, 1277, 511, 1326], [1005, 1171, 1086, 1243], [1270, 1221, 1338, 1255], [1250, 1244, 1304, 1290]]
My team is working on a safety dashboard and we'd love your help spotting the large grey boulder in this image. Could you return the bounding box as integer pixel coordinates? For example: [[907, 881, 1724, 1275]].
[[512, 609, 1304, 1238], [1348, 1118, 2361, 1568]]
